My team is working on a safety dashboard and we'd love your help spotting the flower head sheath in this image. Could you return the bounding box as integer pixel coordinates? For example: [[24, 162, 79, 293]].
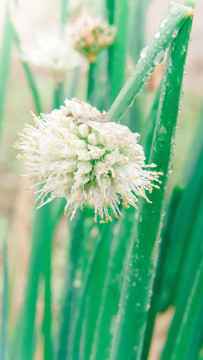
[[15, 99, 162, 222]]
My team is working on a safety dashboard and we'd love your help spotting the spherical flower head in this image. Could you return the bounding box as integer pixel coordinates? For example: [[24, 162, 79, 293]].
[[20, 26, 85, 79], [15, 99, 162, 223], [70, 8, 116, 63]]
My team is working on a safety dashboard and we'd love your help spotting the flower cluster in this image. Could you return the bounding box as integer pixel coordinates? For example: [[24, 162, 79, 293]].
[[20, 26, 84, 79], [15, 99, 162, 222], [70, 8, 116, 63]]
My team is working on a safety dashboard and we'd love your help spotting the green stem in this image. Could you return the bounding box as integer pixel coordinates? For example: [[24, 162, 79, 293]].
[[0, 7, 13, 138], [18, 205, 52, 360], [42, 210, 54, 360], [107, 3, 193, 123], [161, 193, 203, 359], [0, 240, 8, 360], [53, 82, 64, 109], [90, 208, 135, 360], [61, 0, 69, 25], [56, 212, 84, 360], [106, 0, 115, 24], [162, 258, 203, 360], [141, 83, 162, 160], [141, 186, 183, 360], [87, 62, 96, 104], [109, 0, 129, 104], [42, 84, 65, 359], [12, 26, 42, 114], [71, 225, 110, 359], [129, 0, 150, 64], [109, 12, 193, 360]]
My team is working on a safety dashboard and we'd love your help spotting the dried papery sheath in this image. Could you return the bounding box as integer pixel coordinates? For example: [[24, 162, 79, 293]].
[[20, 26, 85, 79], [14, 99, 162, 222], [70, 8, 116, 63]]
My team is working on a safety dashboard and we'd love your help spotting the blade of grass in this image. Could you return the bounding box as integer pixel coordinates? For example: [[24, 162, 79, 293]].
[[0, 240, 8, 360], [0, 6, 13, 138], [109, 10, 194, 360], [107, 2, 192, 123]]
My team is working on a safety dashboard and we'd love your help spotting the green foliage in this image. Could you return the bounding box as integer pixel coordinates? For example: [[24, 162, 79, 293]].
[[1, 2, 201, 360]]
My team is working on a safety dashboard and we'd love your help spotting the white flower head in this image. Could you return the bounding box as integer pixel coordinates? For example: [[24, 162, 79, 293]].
[[69, 8, 116, 63], [20, 25, 84, 79], [15, 99, 162, 223]]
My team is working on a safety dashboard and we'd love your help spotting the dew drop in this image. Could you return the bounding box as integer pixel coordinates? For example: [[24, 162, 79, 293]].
[[155, 31, 160, 39], [172, 29, 179, 38], [73, 279, 82, 288], [153, 50, 165, 65], [140, 46, 148, 58], [147, 67, 154, 76]]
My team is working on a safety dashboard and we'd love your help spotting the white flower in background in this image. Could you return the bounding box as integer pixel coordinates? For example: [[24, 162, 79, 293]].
[[20, 26, 84, 78], [15, 99, 162, 223], [69, 8, 116, 63]]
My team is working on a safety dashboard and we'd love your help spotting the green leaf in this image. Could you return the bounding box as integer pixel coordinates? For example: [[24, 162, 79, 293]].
[[109, 8, 194, 360]]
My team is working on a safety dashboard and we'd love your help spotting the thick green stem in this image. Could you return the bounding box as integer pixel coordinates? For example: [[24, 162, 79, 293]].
[[129, 0, 150, 64], [71, 225, 111, 360], [109, 0, 129, 104], [90, 208, 135, 360], [107, 3, 193, 123], [141, 186, 183, 360], [109, 12, 193, 360], [18, 204, 52, 360], [56, 212, 84, 360]]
